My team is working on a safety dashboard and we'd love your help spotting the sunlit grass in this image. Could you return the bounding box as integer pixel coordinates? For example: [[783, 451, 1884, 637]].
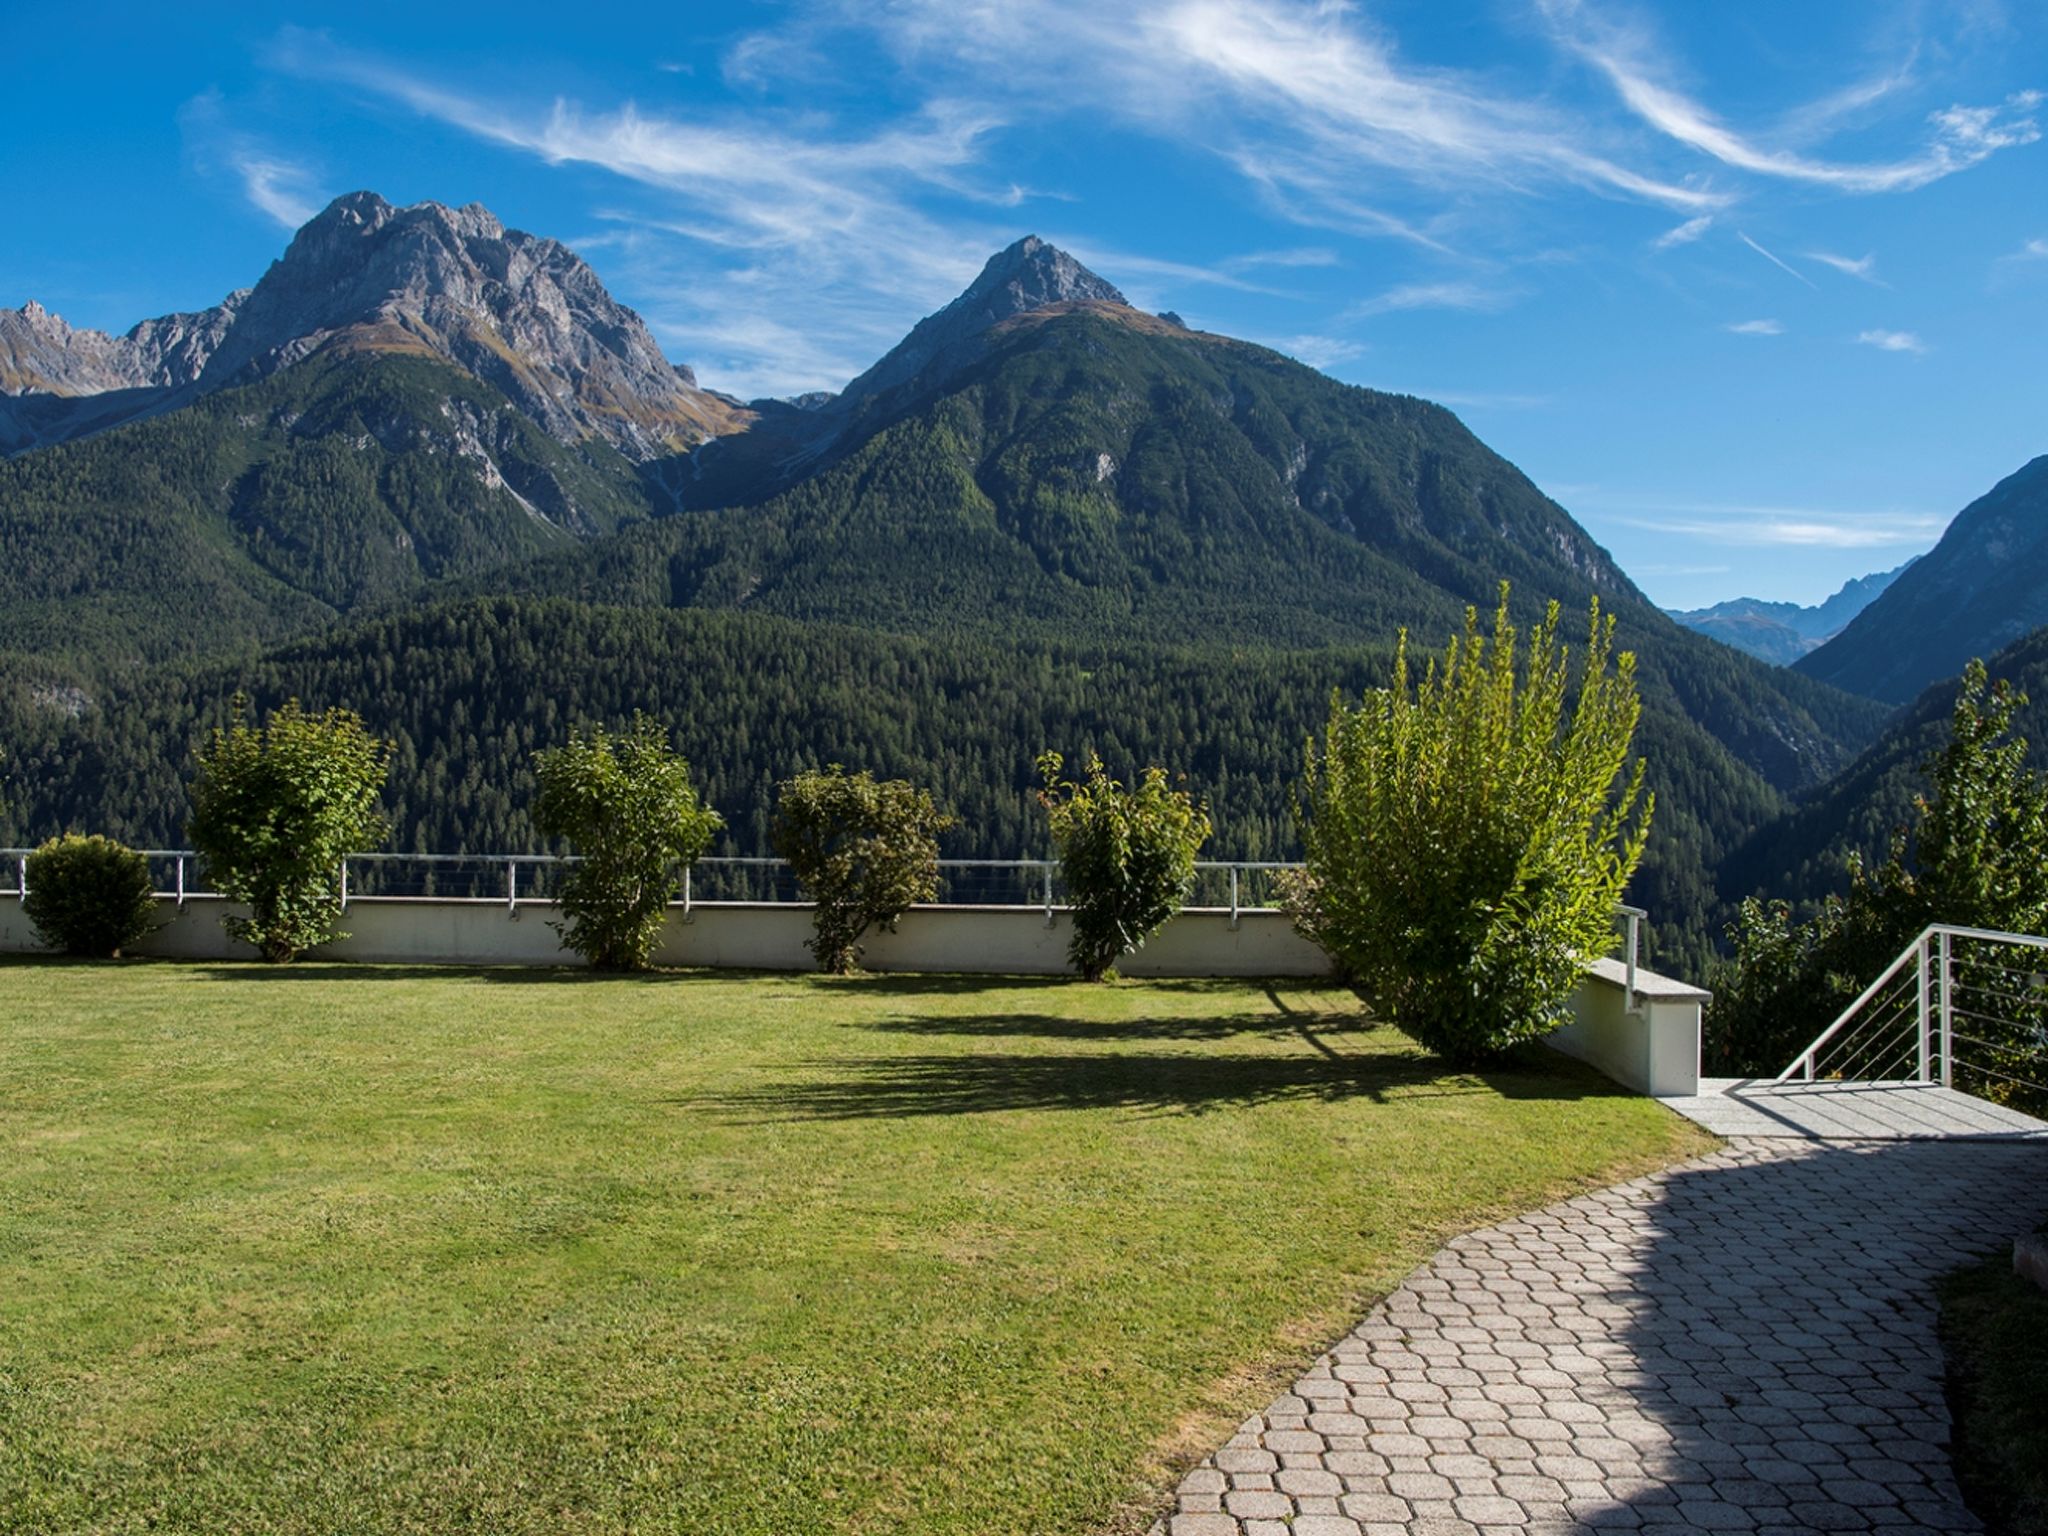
[[0, 958, 1711, 1535]]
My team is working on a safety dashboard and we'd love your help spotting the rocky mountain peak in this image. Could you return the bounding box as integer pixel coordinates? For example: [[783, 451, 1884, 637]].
[[955, 236, 1127, 318], [828, 236, 1135, 418], [2, 191, 746, 460]]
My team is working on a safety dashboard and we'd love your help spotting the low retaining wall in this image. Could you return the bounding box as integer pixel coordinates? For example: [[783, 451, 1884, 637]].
[[0, 894, 1336, 978], [1, 895, 1707, 1095]]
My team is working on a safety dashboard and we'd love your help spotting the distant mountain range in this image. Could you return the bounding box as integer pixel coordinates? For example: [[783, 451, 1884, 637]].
[[4, 189, 2039, 973], [1670, 562, 1917, 665]]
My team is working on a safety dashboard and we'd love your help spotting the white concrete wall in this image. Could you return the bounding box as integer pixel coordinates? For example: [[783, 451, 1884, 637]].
[[2, 896, 1707, 1095], [0, 894, 1334, 977], [1548, 956, 1707, 1097]]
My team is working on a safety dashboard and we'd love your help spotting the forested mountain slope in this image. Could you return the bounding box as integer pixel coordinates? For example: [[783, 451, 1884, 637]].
[[0, 595, 1854, 978], [1797, 456, 2048, 703], [0, 352, 653, 671], [1722, 622, 2048, 907], [494, 302, 1886, 797]]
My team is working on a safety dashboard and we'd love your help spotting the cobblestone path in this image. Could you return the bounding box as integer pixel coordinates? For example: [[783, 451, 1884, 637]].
[[1154, 1139, 2048, 1535]]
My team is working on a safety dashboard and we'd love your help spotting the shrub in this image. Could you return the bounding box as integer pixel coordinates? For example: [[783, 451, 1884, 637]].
[[773, 766, 953, 973], [188, 697, 391, 963], [533, 715, 722, 971], [1294, 587, 1652, 1065], [22, 834, 158, 957], [1037, 751, 1211, 981], [1711, 659, 2048, 1082]]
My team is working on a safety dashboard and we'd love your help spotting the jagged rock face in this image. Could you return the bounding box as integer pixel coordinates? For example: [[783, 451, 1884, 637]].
[[831, 235, 1130, 414], [197, 192, 744, 457], [0, 296, 241, 395], [5, 192, 744, 460]]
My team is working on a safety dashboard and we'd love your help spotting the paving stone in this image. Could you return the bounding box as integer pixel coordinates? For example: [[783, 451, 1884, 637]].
[[1151, 1139, 2047, 1534]]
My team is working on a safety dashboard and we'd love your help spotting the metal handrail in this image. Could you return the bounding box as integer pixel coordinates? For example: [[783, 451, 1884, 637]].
[[1777, 924, 2048, 1105]]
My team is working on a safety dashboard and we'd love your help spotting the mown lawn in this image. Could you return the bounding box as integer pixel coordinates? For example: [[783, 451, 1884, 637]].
[[0, 959, 1711, 1535]]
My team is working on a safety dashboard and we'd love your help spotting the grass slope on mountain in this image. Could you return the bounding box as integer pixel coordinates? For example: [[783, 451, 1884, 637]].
[[1797, 457, 2048, 704], [0, 351, 653, 672], [1722, 623, 2048, 908], [496, 309, 1884, 798], [4, 596, 1809, 978]]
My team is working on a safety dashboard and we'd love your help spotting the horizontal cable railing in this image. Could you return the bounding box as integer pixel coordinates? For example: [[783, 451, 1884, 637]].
[[1, 849, 1306, 922], [1778, 924, 2048, 1116]]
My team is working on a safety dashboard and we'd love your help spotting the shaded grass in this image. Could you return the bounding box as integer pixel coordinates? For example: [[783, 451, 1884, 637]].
[[0, 958, 1712, 1535], [1941, 1235, 2048, 1536]]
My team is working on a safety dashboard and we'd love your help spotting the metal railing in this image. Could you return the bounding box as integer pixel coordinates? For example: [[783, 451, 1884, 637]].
[[1, 850, 1306, 925], [1778, 924, 2048, 1112]]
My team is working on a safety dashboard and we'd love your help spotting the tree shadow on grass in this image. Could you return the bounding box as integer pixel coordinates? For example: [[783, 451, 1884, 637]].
[[681, 1039, 1630, 1122], [856, 1010, 1371, 1044]]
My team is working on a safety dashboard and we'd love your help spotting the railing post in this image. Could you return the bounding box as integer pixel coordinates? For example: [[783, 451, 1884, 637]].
[[15, 854, 25, 901], [339, 859, 349, 912], [1625, 911, 1640, 1016], [507, 859, 518, 914], [1043, 863, 1054, 928], [176, 855, 186, 908], [1938, 929, 1953, 1088], [1229, 867, 1241, 931], [1915, 931, 1932, 1082], [682, 863, 693, 924]]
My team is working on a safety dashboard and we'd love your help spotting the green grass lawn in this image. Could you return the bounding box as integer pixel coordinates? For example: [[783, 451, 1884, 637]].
[[0, 959, 1711, 1535]]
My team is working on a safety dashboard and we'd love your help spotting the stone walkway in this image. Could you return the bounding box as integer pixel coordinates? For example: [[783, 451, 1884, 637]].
[[1154, 1138, 2048, 1535]]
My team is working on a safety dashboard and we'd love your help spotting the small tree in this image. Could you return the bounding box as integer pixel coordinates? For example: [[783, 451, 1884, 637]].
[[1295, 587, 1652, 1065], [189, 697, 391, 963], [1037, 751, 1211, 981], [772, 766, 953, 973], [533, 715, 722, 971], [23, 834, 158, 957]]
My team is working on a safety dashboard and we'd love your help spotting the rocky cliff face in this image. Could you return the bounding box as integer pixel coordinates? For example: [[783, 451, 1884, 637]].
[[3, 192, 745, 459], [0, 295, 243, 396]]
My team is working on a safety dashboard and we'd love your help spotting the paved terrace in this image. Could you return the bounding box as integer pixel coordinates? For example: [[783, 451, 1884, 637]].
[[1155, 1113, 2048, 1535]]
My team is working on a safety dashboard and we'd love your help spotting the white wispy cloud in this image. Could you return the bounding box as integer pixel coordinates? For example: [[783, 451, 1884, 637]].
[[1270, 334, 1367, 370], [178, 89, 326, 231], [1344, 280, 1518, 320], [1724, 318, 1784, 336], [1807, 250, 1886, 285], [1739, 232, 1819, 287], [1856, 328, 1928, 354], [231, 152, 322, 229], [1539, 0, 2040, 192], [1605, 501, 1945, 548], [1652, 214, 1712, 250]]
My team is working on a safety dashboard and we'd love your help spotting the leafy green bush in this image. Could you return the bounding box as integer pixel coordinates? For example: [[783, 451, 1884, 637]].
[[533, 716, 722, 971], [1711, 659, 2048, 1082], [188, 697, 391, 963], [1038, 752, 1211, 981], [1295, 588, 1652, 1065], [22, 834, 158, 957], [772, 766, 953, 973]]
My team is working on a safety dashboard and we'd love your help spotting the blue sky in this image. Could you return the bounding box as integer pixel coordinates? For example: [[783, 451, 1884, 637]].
[[3, 1, 2043, 609]]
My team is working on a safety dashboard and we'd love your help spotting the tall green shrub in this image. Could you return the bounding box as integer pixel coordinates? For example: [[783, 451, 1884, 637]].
[[188, 697, 391, 963], [22, 834, 158, 957], [1295, 587, 1652, 1065], [533, 716, 722, 971], [1037, 752, 1211, 981], [772, 766, 953, 973]]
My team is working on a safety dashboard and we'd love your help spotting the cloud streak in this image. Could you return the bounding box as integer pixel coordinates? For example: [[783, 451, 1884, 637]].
[[1856, 328, 1928, 354], [1739, 232, 1819, 287], [1541, 0, 2040, 192], [1606, 502, 1945, 548], [1725, 318, 1784, 335], [1807, 249, 1885, 284]]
